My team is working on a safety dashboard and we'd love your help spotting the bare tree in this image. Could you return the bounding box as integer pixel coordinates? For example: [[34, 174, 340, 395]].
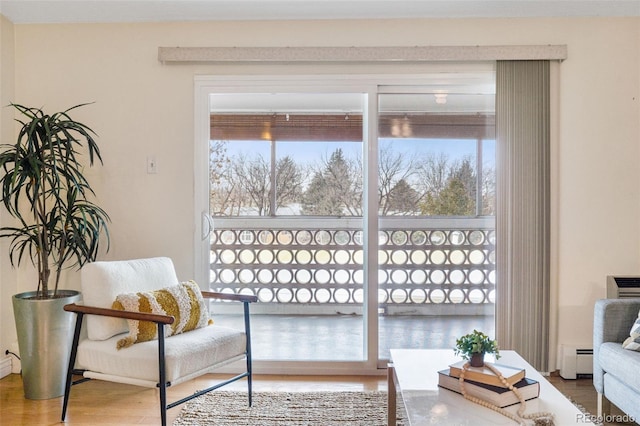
[[378, 144, 418, 215], [211, 139, 494, 218], [233, 155, 271, 215], [414, 152, 450, 204], [214, 153, 306, 216], [481, 165, 496, 215], [209, 140, 245, 216]]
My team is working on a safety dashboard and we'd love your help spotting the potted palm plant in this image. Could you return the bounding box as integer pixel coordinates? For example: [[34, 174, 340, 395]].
[[0, 103, 110, 399]]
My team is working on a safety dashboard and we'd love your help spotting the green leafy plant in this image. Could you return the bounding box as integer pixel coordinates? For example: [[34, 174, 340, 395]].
[[0, 103, 110, 298], [454, 329, 500, 360]]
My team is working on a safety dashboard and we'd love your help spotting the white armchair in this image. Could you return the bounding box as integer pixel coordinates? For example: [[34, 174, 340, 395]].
[[61, 257, 257, 426]]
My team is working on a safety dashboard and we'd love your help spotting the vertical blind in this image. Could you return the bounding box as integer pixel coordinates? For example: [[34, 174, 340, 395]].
[[495, 60, 551, 371]]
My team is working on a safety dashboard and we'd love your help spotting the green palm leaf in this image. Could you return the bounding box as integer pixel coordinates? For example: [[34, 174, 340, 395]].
[[0, 103, 109, 297]]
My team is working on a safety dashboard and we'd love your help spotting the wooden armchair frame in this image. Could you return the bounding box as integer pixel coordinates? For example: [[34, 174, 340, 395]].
[[61, 291, 258, 426]]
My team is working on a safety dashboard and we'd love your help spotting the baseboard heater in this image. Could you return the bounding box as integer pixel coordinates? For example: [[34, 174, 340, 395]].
[[559, 345, 593, 379], [558, 276, 638, 380]]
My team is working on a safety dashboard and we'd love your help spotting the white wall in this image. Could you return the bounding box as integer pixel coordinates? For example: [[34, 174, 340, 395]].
[[0, 14, 16, 362], [553, 19, 640, 352], [1, 17, 639, 369]]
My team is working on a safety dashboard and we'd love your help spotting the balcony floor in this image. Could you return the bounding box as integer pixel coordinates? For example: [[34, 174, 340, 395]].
[[213, 313, 495, 361]]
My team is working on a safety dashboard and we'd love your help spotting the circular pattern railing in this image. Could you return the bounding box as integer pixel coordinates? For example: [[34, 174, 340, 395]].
[[210, 223, 495, 306]]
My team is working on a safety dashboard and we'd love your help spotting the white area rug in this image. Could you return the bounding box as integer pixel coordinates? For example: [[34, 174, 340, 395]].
[[172, 390, 406, 426]]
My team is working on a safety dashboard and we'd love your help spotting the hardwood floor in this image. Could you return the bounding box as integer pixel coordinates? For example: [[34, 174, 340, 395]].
[[0, 372, 630, 425], [546, 374, 632, 425]]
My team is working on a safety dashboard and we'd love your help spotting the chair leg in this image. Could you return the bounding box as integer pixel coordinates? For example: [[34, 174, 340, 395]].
[[247, 357, 253, 407], [61, 313, 84, 421], [244, 301, 253, 407], [246, 340, 253, 407], [158, 324, 168, 426], [160, 381, 167, 426]]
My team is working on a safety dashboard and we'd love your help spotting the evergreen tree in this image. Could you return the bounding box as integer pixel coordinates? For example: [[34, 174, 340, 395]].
[[419, 156, 477, 216], [302, 149, 361, 215], [303, 171, 343, 215], [421, 177, 475, 215], [450, 156, 477, 206], [274, 155, 304, 213], [386, 179, 420, 215]]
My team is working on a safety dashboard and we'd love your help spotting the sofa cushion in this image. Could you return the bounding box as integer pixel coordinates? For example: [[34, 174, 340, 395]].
[[622, 309, 640, 351], [599, 341, 640, 391], [75, 325, 246, 384], [112, 280, 213, 349], [81, 257, 180, 341]]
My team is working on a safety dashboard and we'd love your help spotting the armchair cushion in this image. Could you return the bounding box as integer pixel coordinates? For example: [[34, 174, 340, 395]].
[[81, 257, 180, 341], [112, 280, 213, 349], [75, 324, 247, 385], [622, 309, 640, 351]]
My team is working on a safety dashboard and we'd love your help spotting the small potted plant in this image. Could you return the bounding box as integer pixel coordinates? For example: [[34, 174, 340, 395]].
[[454, 329, 500, 367]]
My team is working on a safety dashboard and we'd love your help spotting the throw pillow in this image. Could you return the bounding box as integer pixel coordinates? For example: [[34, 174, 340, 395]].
[[82, 257, 180, 341], [622, 309, 640, 351], [112, 280, 213, 349]]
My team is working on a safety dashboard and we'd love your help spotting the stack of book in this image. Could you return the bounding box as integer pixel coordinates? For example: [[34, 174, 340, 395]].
[[438, 360, 540, 408]]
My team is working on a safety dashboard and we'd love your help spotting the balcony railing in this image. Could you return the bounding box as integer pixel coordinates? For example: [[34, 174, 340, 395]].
[[210, 217, 495, 316]]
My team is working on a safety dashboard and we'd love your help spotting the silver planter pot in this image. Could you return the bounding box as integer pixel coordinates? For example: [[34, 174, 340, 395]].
[[12, 290, 81, 400]]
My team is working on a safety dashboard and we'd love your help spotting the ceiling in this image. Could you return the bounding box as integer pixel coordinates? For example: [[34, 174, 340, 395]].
[[1, 0, 639, 24]]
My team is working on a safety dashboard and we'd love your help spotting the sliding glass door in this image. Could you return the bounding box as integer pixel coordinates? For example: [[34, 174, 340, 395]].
[[194, 69, 496, 372], [204, 91, 367, 363], [376, 88, 496, 362]]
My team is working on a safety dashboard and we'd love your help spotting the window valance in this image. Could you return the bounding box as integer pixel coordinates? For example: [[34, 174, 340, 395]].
[[158, 45, 567, 63]]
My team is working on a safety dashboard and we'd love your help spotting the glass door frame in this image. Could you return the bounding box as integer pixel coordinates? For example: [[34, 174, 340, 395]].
[[193, 69, 495, 374]]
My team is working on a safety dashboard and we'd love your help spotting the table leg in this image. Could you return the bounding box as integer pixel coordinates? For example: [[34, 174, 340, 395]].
[[387, 363, 396, 426]]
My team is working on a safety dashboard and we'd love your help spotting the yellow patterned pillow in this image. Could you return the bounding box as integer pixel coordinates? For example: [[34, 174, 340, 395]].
[[112, 280, 213, 349]]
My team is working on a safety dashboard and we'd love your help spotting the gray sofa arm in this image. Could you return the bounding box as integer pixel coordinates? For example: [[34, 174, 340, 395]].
[[593, 298, 640, 393]]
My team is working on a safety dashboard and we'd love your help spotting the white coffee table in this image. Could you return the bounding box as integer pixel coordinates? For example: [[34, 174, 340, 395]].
[[388, 349, 594, 425]]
